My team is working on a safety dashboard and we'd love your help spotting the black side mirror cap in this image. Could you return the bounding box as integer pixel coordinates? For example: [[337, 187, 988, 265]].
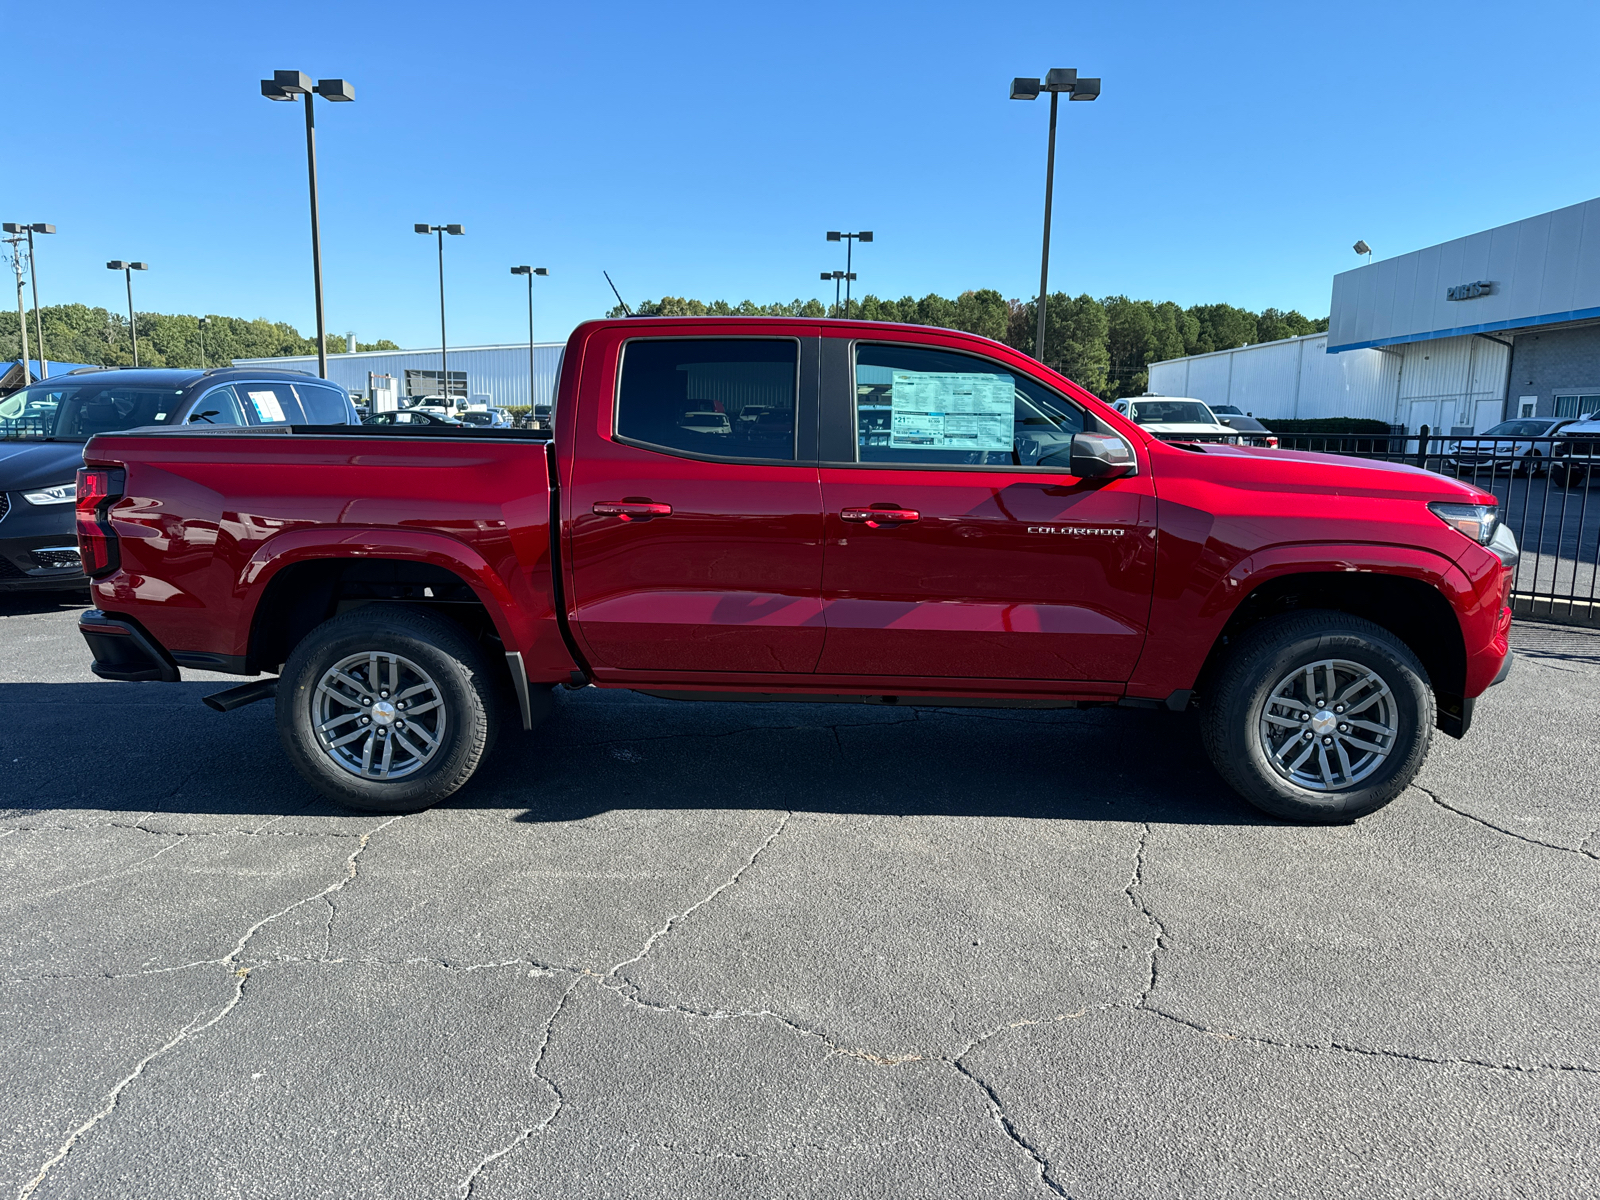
[[1067, 431, 1137, 479]]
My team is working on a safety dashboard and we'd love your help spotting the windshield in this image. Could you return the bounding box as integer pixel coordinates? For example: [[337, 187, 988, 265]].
[[1128, 400, 1215, 425], [0, 381, 182, 442]]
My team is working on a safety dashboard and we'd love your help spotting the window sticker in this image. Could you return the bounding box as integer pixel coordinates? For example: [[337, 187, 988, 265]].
[[888, 371, 1013, 451], [246, 389, 286, 423]]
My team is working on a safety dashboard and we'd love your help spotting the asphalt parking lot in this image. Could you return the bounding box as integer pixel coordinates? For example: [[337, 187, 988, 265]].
[[3, 591, 1597, 1199]]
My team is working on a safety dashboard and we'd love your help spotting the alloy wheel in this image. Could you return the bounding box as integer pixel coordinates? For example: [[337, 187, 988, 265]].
[[1256, 658, 1398, 792], [313, 651, 447, 780]]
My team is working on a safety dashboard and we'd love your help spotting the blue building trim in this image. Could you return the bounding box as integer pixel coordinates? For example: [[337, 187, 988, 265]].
[[1326, 304, 1600, 353]]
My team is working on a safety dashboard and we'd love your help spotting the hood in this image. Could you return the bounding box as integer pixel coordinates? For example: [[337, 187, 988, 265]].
[[1173, 441, 1497, 503], [1138, 421, 1234, 435], [0, 440, 85, 492]]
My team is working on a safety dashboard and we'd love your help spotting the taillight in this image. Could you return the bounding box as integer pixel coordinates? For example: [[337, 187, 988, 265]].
[[75, 467, 125, 578]]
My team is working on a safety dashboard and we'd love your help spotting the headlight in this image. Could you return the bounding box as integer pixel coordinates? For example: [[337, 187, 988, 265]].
[[1428, 501, 1499, 544], [22, 484, 76, 506]]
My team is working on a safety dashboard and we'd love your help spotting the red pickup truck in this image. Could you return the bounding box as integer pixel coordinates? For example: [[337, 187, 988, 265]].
[[74, 317, 1517, 823]]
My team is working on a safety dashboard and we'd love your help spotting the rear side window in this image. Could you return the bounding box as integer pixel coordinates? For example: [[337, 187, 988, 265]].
[[616, 339, 798, 461], [295, 382, 352, 424], [239, 383, 302, 425], [854, 343, 1083, 467]]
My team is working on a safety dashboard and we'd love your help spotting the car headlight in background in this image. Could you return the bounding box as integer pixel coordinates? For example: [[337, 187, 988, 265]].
[[22, 484, 76, 506], [1428, 502, 1499, 544]]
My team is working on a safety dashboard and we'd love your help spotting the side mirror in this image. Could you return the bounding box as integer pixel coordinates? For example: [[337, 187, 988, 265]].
[[1066, 431, 1137, 479], [1219, 417, 1233, 426]]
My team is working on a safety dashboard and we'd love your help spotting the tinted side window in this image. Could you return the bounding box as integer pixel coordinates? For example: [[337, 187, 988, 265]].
[[295, 382, 352, 424], [854, 344, 1083, 467], [617, 339, 797, 461], [186, 385, 247, 426], [239, 383, 303, 426]]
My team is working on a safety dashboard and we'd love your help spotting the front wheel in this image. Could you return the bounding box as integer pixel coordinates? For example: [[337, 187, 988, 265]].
[[276, 605, 501, 813], [1201, 611, 1434, 823]]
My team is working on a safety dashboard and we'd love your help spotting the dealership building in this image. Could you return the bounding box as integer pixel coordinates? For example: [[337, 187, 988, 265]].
[[1149, 195, 1600, 432], [233, 342, 566, 410]]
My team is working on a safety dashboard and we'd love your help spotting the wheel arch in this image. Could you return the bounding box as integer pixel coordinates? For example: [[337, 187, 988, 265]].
[[1195, 559, 1471, 735]]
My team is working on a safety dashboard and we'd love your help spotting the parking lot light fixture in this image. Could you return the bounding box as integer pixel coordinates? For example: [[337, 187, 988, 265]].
[[1011, 66, 1100, 363], [105, 260, 147, 366], [260, 69, 355, 378], [418, 224, 465, 402], [511, 265, 549, 414], [826, 232, 873, 318]]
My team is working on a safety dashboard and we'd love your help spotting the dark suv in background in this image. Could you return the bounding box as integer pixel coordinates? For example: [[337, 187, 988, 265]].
[[0, 366, 357, 591]]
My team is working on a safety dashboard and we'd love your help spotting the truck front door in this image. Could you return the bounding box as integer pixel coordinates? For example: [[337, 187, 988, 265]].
[[565, 331, 825, 675], [816, 338, 1156, 682]]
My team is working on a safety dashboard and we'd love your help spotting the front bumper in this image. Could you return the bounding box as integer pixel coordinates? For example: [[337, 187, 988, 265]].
[[0, 492, 87, 591]]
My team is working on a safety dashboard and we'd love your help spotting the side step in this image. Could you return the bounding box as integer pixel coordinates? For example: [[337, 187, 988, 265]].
[[203, 678, 278, 713]]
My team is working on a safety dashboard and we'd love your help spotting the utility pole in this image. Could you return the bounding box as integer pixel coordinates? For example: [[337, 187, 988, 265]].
[[5, 231, 30, 383], [3, 224, 56, 377]]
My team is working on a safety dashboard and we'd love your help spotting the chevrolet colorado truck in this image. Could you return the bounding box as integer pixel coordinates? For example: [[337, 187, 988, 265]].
[[74, 317, 1517, 822]]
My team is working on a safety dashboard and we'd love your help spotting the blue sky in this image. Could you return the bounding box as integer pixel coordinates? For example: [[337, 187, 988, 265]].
[[16, 0, 1600, 349]]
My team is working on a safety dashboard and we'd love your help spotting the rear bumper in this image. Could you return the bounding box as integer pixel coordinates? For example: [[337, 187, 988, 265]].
[[79, 610, 180, 682]]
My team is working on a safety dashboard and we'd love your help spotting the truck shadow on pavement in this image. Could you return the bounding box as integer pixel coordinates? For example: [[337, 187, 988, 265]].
[[0, 682, 1266, 828]]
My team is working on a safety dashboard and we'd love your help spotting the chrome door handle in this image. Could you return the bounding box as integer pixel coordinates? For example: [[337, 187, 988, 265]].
[[840, 507, 920, 527], [593, 501, 672, 521]]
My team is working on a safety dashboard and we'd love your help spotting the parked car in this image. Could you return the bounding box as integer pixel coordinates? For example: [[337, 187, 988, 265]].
[[0, 367, 355, 591], [76, 317, 1515, 825], [1448, 418, 1575, 476], [1552, 417, 1600, 486], [677, 409, 732, 435], [1112, 397, 1236, 439], [457, 408, 512, 428], [1209, 404, 1279, 447], [363, 409, 463, 428]]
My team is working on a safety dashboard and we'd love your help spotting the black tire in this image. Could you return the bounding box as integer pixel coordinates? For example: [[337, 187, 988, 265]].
[[1201, 611, 1434, 823], [276, 605, 501, 813]]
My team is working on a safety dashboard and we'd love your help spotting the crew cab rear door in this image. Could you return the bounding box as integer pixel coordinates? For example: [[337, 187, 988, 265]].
[[564, 326, 825, 675], [816, 333, 1156, 682]]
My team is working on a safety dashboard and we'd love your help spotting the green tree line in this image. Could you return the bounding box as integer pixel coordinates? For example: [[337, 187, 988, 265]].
[[0, 304, 399, 371], [610, 291, 1328, 399]]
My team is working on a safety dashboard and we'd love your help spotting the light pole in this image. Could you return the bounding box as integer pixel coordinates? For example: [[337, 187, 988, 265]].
[[416, 224, 464, 400], [510, 265, 548, 413], [1010, 68, 1099, 363], [261, 70, 355, 379], [1353, 240, 1374, 267], [105, 261, 148, 366], [825, 231, 872, 318], [4, 223, 54, 377], [198, 316, 209, 369], [820, 269, 854, 318]]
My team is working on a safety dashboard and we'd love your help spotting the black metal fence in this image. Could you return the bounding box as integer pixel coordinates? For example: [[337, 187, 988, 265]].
[[1262, 428, 1599, 626]]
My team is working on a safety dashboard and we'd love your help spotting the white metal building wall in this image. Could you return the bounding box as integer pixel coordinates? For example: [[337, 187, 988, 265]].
[[231, 343, 566, 408], [1148, 332, 1505, 430]]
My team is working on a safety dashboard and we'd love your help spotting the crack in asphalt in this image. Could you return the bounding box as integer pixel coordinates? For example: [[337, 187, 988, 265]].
[[1138, 1004, 1600, 1075], [15, 815, 401, 1199], [454, 811, 797, 1196], [1416, 784, 1600, 861], [1122, 821, 1165, 1005], [947, 1060, 1071, 1197], [458, 974, 583, 1199]]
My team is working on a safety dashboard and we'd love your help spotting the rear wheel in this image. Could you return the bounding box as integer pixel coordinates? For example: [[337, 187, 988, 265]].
[[1202, 611, 1433, 823], [276, 605, 500, 813]]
